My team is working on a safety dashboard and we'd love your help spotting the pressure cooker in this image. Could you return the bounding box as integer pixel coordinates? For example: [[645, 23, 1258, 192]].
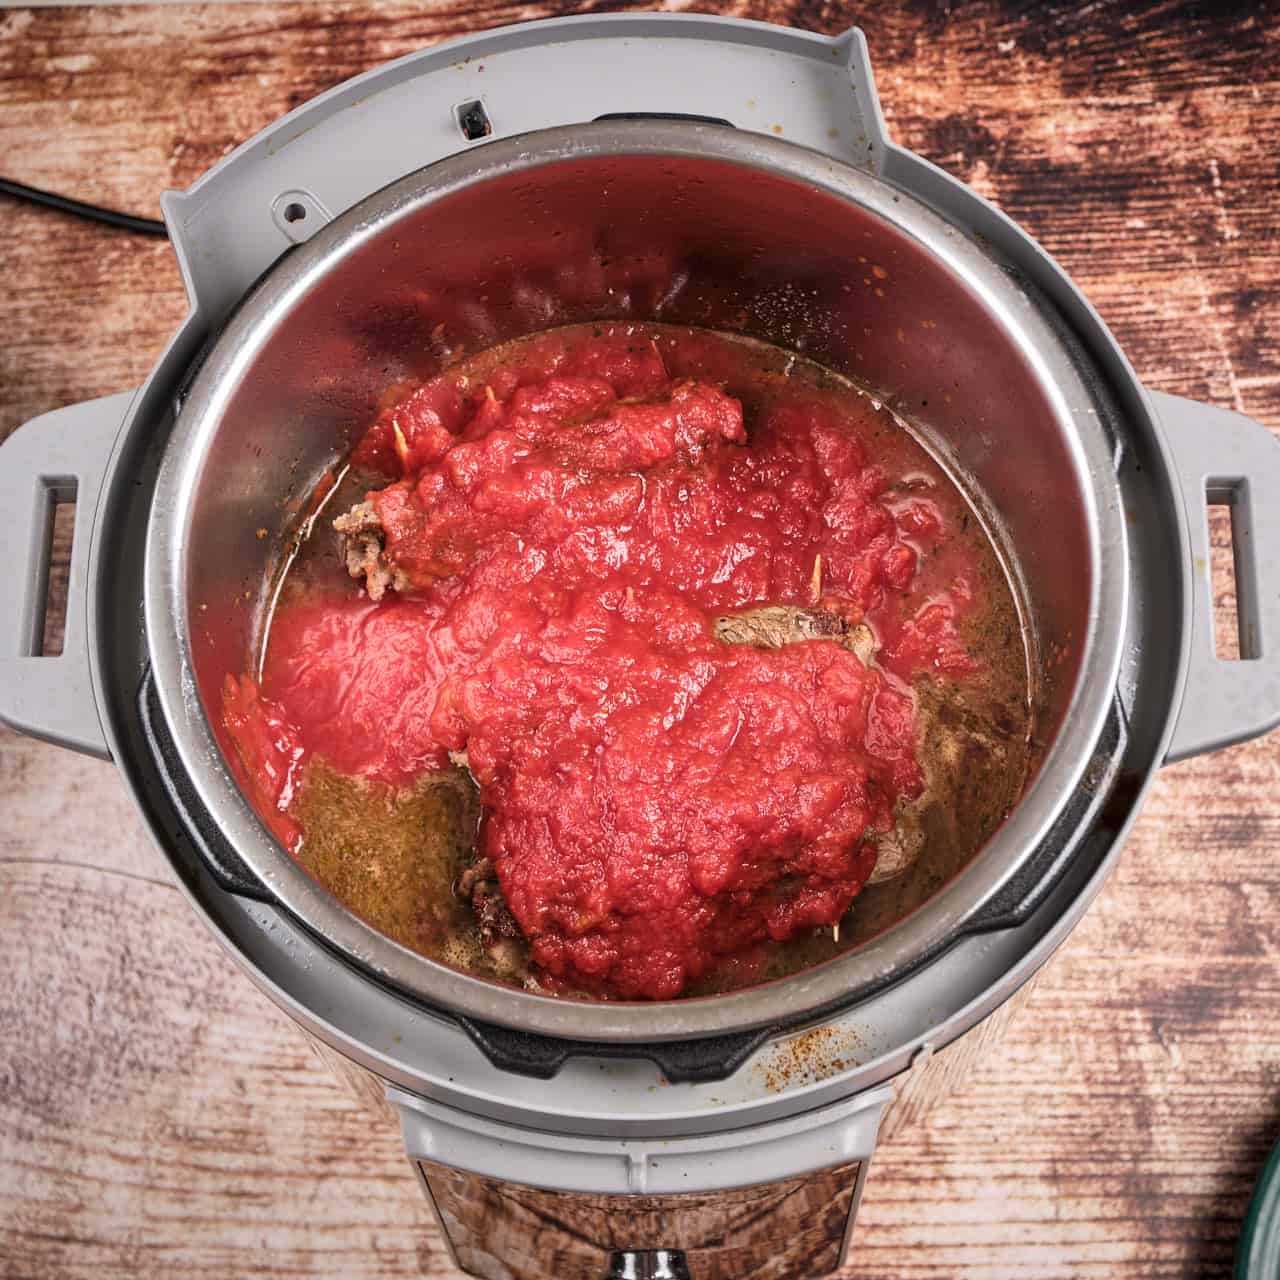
[[4, 16, 1279, 1278]]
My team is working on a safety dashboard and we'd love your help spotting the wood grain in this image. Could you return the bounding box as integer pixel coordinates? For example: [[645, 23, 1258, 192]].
[[421, 1160, 861, 1280], [2, 2, 1278, 1278]]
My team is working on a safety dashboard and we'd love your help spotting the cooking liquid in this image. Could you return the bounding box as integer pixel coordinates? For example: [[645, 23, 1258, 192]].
[[230, 323, 1034, 998]]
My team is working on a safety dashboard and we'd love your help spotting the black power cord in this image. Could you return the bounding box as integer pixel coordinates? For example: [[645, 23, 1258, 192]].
[[1, 176, 167, 237]]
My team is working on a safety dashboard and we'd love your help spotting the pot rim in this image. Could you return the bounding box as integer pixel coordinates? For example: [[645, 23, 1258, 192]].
[[145, 121, 1128, 1042]]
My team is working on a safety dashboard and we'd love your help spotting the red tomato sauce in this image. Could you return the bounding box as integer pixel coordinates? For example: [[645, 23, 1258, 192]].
[[225, 324, 986, 1000]]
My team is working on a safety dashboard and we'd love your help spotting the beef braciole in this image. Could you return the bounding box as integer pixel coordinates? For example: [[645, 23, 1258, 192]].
[[222, 322, 1033, 1000]]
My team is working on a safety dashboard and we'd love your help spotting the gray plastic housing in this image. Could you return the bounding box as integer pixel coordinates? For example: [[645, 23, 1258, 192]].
[[160, 15, 890, 328], [392, 1083, 891, 1195], [0, 392, 134, 758], [1151, 391, 1280, 762]]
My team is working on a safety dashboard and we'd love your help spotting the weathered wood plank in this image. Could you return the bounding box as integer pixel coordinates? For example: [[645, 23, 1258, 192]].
[[2, 2, 1277, 1277], [0, 730, 158, 882], [421, 1159, 861, 1280], [0, 862, 450, 1279]]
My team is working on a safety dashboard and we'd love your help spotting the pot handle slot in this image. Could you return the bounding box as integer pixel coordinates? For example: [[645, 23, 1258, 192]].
[[0, 391, 135, 759], [1151, 390, 1280, 763]]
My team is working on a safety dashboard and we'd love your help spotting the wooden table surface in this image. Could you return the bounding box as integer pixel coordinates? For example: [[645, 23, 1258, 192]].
[[2, 2, 1278, 1277]]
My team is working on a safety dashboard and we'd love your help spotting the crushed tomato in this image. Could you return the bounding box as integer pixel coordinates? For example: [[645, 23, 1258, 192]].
[[224, 325, 980, 999]]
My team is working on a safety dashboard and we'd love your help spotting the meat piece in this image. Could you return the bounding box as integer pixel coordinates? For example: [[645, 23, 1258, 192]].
[[714, 605, 875, 665], [334, 501, 406, 601], [867, 687, 1021, 885], [715, 606, 922, 886], [869, 805, 925, 883], [456, 854, 494, 900], [456, 855, 521, 943], [474, 885, 522, 943], [444, 609, 889, 947]]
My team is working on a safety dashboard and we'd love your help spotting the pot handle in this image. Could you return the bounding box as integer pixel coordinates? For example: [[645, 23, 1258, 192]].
[[1151, 390, 1280, 763], [0, 391, 135, 759]]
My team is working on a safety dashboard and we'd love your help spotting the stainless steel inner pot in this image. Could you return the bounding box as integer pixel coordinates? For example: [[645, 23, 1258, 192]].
[[146, 122, 1128, 1041]]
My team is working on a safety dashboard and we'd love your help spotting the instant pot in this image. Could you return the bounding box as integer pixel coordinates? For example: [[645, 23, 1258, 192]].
[[5, 17, 1280, 1278]]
